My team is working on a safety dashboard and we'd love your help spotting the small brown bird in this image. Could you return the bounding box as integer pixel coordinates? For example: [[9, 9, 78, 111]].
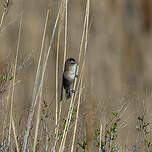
[[60, 58, 77, 100]]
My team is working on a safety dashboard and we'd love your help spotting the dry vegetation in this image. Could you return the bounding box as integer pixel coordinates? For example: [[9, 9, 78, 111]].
[[0, 0, 152, 152]]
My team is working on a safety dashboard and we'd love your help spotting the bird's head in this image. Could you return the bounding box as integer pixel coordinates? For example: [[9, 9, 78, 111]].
[[64, 58, 77, 72]]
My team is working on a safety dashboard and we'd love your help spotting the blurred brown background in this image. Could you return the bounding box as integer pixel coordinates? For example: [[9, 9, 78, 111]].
[[0, 0, 152, 151]]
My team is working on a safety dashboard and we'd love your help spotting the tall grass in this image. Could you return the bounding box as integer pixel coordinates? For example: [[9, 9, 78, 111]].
[[1, 0, 152, 152], [8, 14, 23, 152], [32, 10, 50, 152], [23, 0, 64, 150], [0, 0, 91, 150]]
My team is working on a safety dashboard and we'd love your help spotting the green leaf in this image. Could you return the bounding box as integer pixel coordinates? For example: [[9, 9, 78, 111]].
[[58, 132, 63, 139], [77, 141, 87, 150], [111, 147, 115, 152], [112, 112, 118, 117], [148, 141, 152, 147], [136, 125, 141, 131], [45, 114, 48, 118], [116, 118, 120, 122], [138, 116, 143, 121], [72, 108, 77, 114], [2, 75, 7, 81], [144, 139, 148, 143], [143, 122, 150, 128], [112, 135, 117, 140], [106, 130, 110, 134], [9, 76, 14, 80]]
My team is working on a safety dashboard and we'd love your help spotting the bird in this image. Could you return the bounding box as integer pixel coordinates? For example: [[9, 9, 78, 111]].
[[60, 58, 77, 100]]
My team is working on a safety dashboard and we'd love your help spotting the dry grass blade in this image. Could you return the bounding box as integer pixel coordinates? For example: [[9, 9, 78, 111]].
[[0, 12, 6, 30], [78, 7, 87, 64], [11, 116, 20, 152], [0, 0, 9, 31], [23, 10, 50, 152], [59, 0, 90, 151], [23, 0, 65, 150], [69, 7, 89, 151], [70, 17, 88, 149], [99, 124, 102, 152], [53, 17, 63, 152], [84, 0, 90, 55], [70, 50, 86, 152], [32, 10, 49, 152], [54, 0, 68, 150], [8, 14, 23, 147], [45, 128, 49, 152], [63, 0, 68, 65], [33, 87, 43, 152], [60, 0, 68, 101], [71, 72, 84, 152], [2, 82, 11, 139]]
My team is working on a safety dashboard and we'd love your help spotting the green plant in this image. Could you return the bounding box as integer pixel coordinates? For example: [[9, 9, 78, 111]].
[[62, 108, 77, 130], [136, 115, 152, 151], [94, 111, 121, 152], [77, 141, 87, 152]]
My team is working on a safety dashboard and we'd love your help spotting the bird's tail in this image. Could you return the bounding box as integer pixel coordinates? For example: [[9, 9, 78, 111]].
[[66, 89, 71, 99]]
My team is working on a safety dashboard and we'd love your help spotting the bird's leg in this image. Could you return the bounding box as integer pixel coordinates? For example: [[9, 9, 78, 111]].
[[75, 74, 78, 78], [70, 88, 76, 93]]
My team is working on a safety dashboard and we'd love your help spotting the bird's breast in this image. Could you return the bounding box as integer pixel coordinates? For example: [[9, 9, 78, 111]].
[[63, 71, 75, 82]]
